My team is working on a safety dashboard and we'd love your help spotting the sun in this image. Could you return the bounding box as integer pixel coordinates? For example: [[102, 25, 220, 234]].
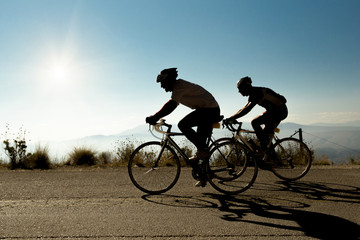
[[37, 47, 86, 94], [39, 53, 81, 89], [48, 63, 69, 82]]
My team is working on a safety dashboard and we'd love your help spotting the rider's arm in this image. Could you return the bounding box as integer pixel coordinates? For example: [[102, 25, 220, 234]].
[[146, 100, 178, 125], [153, 99, 178, 119], [230, 101, 256, 120]]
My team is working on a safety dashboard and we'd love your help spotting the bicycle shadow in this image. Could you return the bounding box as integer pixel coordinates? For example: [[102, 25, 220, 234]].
[[142, 179, 360, 240], [141, 194, 218, 209], [206, 193, 360, 240], [208, 179, 360, 239], [276, 180, 360, 204]]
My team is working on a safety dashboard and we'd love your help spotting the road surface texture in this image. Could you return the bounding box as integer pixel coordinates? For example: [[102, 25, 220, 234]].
[[1, 166, 359, 239]]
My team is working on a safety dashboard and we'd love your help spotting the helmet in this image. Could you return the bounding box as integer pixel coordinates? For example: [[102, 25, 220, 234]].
[[156, 68, 178, 83], [237, 76, 252, 90]]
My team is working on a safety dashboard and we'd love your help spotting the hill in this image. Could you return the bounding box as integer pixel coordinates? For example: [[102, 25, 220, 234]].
[[23, 122, 360, 164], [274, 123, 360, 163]]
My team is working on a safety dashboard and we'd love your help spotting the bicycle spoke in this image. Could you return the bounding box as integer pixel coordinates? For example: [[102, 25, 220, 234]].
[[207, 141, 258, 194], [270, 138, 312, 181], [128, 142, 180, 194]]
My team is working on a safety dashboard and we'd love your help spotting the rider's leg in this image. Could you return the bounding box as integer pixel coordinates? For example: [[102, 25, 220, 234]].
[[178, 110, 204, 151], [263, 106, 288, 140], [196, 107, 220, 152], [178, 107, 220, 158], [197, 122, 213, 150], [251, 114, 269, 150], [253, 107, 288, 151]]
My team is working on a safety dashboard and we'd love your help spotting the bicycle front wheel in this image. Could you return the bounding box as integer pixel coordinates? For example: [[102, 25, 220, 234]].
[[128, 141, 181, 194], [270, 138, 312, 181], [207, 141, 258, 194]]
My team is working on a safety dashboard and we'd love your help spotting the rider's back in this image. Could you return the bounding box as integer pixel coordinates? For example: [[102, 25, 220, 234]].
[[249, 87, 287, 110]]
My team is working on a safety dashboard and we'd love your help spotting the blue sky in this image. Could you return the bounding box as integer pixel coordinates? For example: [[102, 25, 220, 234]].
[[0, 0, 359, 141]]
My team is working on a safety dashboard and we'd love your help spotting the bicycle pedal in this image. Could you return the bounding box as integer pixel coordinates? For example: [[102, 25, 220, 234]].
[[191, 169, 201, 181], [195, 180, 207, 187]]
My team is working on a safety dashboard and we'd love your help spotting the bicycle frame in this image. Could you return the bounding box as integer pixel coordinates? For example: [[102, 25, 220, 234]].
[[160, 133, 190, 164], [152, 120, 217, 166], [227, 121, 309, 171], [223, 122, 295, 168], [232, 124, 279, 153]]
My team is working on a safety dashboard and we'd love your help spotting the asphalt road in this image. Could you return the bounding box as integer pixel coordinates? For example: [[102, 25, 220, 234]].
[[1, 166, 359, 239]]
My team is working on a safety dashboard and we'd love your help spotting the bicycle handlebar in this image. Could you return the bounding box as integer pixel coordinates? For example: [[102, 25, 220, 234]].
[[150, 119, 171, 134], [223, 119, 242, 133], [150, 118, 187, 135], [223, 119, 279, 136], [151, 118, 243, 134]]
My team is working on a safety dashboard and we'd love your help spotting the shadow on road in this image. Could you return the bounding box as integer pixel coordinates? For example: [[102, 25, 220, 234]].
[[207, 193, 360, 240], [142, 180, 360, 240], [277, 180, 360, 204], [141, 194, 218, 208]]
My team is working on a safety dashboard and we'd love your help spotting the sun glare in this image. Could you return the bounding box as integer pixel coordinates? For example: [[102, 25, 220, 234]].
[[48, 64, 69, 82], [38, 52, 83, 91]]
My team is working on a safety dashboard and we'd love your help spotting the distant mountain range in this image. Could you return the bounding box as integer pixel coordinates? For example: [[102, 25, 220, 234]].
[[273, 122, 360, 164], [31, 121, 360, 165]]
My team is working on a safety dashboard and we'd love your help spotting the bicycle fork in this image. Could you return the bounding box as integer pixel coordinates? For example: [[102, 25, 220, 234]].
[[145, 140, 169, 174]]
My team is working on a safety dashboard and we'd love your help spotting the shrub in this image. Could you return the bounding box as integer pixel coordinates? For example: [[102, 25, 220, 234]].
[[24, 145, 51, 169], [0, 158, 9, 168], [349, 156, 360, 165], [2, 124, 31, 169], [98, 151, 113, 165], [67, 147, 98, 166], [114, 138, 139, 166], [313, 154, 333, 166]]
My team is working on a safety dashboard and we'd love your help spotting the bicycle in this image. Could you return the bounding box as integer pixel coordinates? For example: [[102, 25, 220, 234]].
[[207, 120, 312, 194], [128, 118, 255, 195]]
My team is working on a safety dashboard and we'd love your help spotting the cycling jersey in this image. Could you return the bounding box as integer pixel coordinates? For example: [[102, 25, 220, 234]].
[[249, 87, 287, 110], [171, 79, 219, 109], [170, 79, 220, 152]]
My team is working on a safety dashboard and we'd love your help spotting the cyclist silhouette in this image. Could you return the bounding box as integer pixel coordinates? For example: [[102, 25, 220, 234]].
[[224, 76, 288, 151], [146, 68, 221, 162]]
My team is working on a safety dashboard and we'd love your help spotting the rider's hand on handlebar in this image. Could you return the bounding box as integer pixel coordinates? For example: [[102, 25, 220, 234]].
[[223, 117, 235, 126], [145, 115, 159, 125], [223, 117, 241, 132]]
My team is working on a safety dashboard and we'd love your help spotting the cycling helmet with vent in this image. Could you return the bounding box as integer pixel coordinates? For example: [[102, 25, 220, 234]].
[[237, 76, 252, 89], [237, 76, 252, 96], [156, 68, 178, 83]]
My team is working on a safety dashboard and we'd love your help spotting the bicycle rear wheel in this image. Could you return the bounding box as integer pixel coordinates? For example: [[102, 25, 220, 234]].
[[128, 141, 181, 194], [207, 141, 258, 194], [270, 138, 312, 181]]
